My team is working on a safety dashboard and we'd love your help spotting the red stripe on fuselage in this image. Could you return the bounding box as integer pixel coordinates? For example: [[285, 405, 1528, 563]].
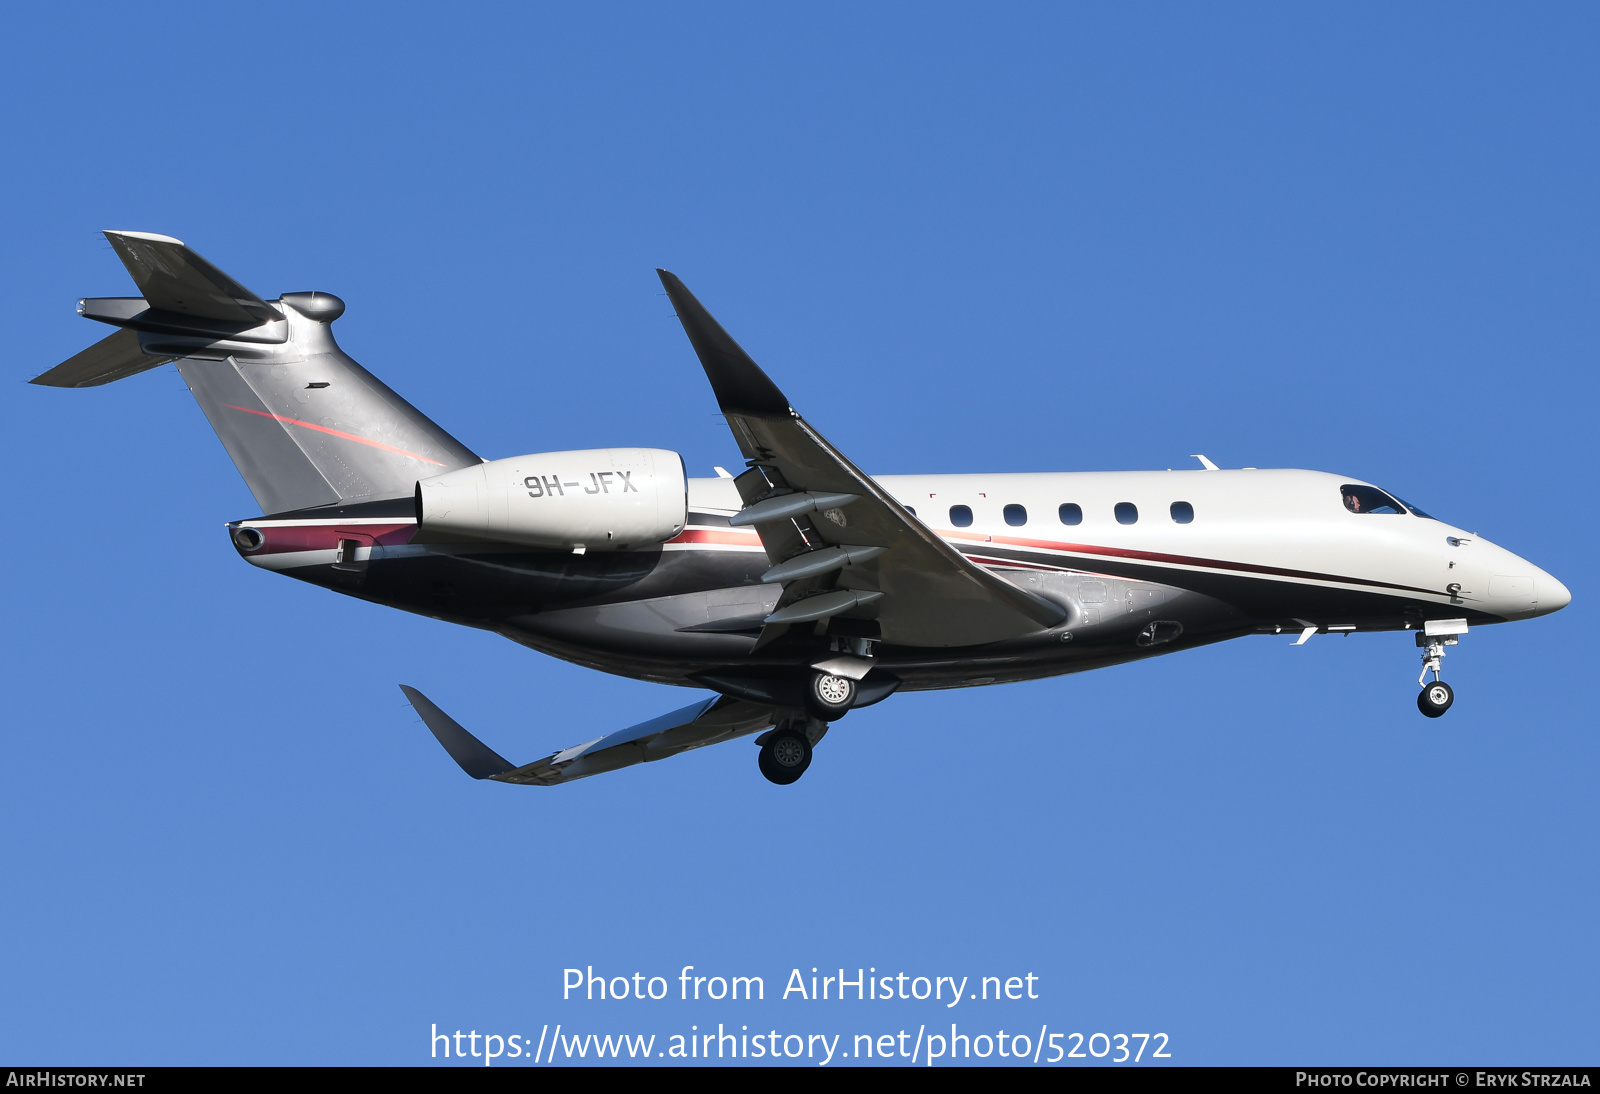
[[244, 523, 417, 554], [222, 405, 448, 466], [666, 528, 765, 546], [963, 554, 1071, 572], [666, 524, 1427, 597], [941, 529, 1436, 596], [241, 512, 1432, 600]]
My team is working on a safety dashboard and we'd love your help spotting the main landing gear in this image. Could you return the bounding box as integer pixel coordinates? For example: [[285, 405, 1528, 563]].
[[1415, 624, 1465, 719], [756, 663, 870, 784], [758, 728, 812, 784], [806, 671, 856, 720], [757, 715, 827, 785]]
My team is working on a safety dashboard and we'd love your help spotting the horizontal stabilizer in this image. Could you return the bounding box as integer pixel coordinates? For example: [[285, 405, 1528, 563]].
[[104, 230, 279, 324], [400, 685, 516, 779], [30, 328, 176, 388]]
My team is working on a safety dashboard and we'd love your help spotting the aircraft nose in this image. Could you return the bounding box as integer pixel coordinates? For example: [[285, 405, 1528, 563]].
[[1477, 537, 1570, 618], [1539, 572, 1572, 614]]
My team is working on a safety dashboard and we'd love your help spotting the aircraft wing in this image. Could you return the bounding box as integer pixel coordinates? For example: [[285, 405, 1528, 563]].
[[400, 686, 778, 786], [658, 270, 1066, 648]]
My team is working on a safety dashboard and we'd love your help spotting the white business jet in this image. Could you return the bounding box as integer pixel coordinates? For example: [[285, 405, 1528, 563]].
[[32, 233, 1570, 785]]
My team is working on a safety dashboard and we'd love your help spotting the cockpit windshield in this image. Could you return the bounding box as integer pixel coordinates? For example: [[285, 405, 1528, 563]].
[[1341, 484, 1406, 515]]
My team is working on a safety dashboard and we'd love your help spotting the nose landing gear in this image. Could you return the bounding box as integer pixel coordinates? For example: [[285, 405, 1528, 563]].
[[1415, 619, 1467, 718], [1418, 679, 1454, 717]]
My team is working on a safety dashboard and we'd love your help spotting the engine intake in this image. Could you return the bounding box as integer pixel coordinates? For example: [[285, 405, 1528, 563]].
[[416, 448, 686, 550]]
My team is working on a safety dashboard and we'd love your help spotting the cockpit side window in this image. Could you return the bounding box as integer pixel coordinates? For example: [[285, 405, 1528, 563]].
[[1341, 484, 1405, 515]]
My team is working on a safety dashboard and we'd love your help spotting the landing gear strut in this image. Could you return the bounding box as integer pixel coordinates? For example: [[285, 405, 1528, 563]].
[[1415, 623, 1464, 719]]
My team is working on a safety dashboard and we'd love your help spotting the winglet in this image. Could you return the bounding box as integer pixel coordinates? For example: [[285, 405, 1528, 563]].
[[399, 685, 516, 779], [657, 270, 792, 416]]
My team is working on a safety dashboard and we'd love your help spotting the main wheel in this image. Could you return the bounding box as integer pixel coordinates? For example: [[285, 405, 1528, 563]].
[[805, 671, 856, 721], [1418, 680, 1454, 718], [759, 729, 813, 785]]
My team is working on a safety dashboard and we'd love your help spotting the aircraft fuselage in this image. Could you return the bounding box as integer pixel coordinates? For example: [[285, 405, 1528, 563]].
[[229, 467, 1567, 691]]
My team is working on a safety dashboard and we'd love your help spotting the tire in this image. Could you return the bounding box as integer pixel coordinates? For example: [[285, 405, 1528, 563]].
[[805, 671, 856, 721], [758, 730, 812, 785], [1417, 680, 1454, 718]]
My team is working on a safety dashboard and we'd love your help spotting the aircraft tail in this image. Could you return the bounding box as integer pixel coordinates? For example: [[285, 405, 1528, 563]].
[[32, 231, 481, 515]]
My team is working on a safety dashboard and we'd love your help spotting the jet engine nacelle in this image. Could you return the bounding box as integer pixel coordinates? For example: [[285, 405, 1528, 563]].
[[415, 448, 687, 550]]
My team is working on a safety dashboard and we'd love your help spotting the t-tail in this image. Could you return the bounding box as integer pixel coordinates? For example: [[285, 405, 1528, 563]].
[[32, 231, 481, 515]]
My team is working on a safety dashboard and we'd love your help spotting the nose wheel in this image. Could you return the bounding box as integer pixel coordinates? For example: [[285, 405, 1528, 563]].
[[1418, 680, 1454, 717]]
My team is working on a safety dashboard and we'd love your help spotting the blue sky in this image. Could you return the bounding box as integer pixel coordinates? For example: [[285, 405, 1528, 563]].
[[1, 3, 1594, 1066]]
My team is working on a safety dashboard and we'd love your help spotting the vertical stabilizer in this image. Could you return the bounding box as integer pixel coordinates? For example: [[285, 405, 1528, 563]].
[[33, 232, 481, 515]]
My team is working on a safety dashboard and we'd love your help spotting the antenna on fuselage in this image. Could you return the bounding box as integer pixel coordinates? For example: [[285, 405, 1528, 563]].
[[1191, 454, 1220, 471]]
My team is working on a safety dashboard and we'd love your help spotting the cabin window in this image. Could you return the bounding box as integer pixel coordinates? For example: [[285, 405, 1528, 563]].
[[949, 504, 973, 528], [1115, 502, 1138, 525], [1170, 501, 1194, 524], [1341, 485, 1405, 515], [1059, 503, 1082, 526], [1003, 504, 1027, 527]]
